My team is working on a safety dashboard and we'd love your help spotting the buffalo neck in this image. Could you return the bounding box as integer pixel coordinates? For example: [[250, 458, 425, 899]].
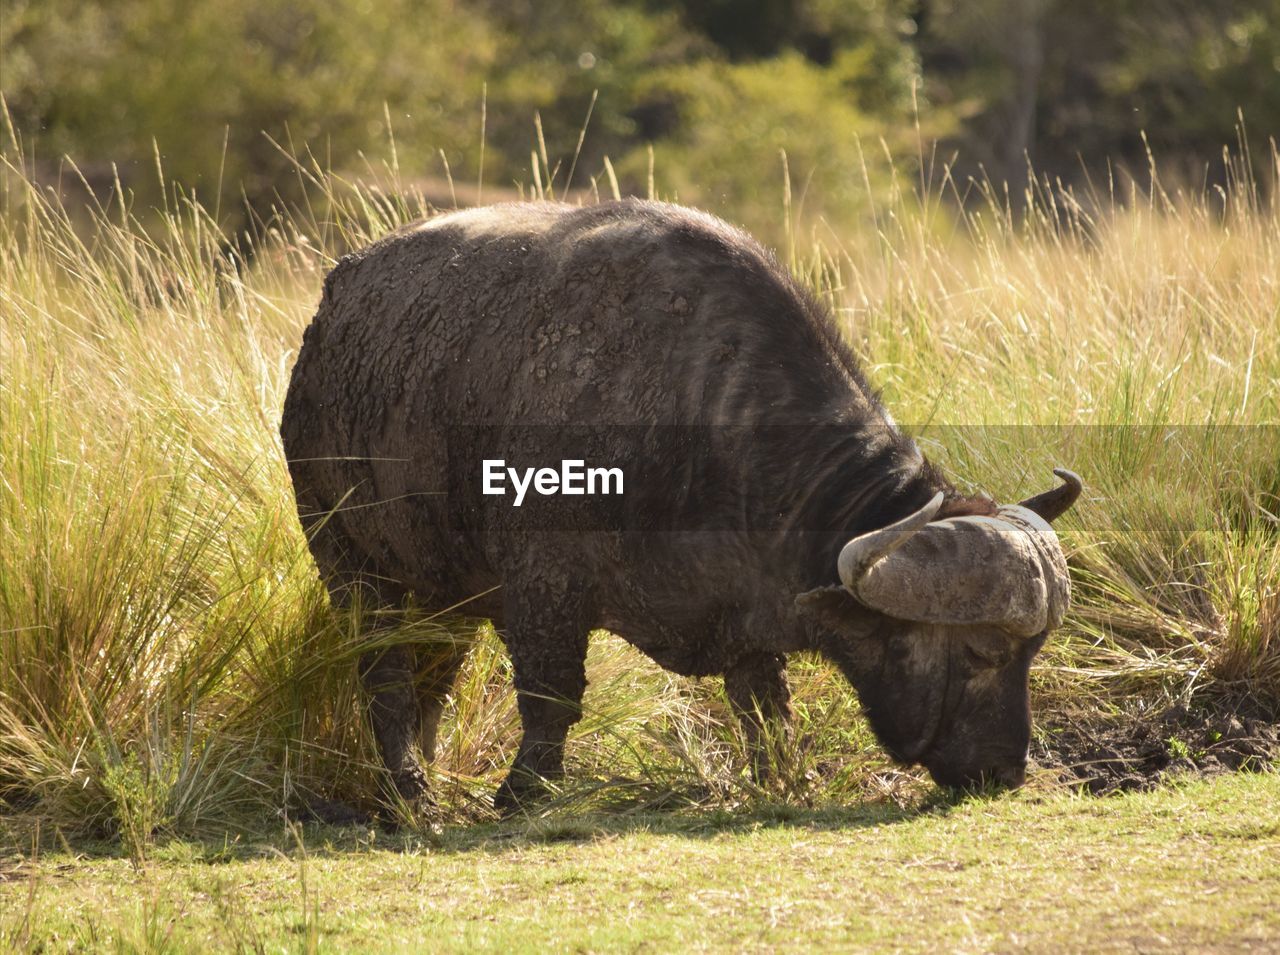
[[768, 418, 951, 591]]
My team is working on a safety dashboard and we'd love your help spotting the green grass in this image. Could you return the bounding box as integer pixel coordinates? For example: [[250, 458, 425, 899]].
[[3, 772, 1277, 951]]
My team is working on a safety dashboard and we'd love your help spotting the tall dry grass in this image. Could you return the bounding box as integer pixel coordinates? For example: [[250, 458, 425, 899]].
[[811, 146, 1280, 712], [1, 118, 1277, 846]]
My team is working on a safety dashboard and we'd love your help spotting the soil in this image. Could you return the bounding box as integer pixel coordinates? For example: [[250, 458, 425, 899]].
[[1033, 704, 1279, 795]]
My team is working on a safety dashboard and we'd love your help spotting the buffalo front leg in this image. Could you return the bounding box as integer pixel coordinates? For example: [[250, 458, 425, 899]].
[[494, 583, 591, 816], [724, 653, 794, 784]]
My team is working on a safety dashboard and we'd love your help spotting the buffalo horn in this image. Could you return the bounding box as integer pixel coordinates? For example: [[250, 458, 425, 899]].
[[835, 495, 1073, 638], [837, 493, 944, 592], [1018, 468, 1082, 523]]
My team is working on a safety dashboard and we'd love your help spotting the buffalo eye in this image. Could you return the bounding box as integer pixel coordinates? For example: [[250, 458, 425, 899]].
[[963, 642, 1008, 670]]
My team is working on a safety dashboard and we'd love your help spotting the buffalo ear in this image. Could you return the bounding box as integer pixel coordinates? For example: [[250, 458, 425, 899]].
[[795, 586, 881, 635], [796, 586, 889, 689]]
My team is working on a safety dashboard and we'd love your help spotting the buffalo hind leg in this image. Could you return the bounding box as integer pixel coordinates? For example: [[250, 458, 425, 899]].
[[362, 623, 473, 817], [304, 512, 432, 816], [360, 641, 433, 811], [494, 581, 591, 816], [725, 653, 794, 784], [332, 572, 428, 813], [414, 634, 473, 766]]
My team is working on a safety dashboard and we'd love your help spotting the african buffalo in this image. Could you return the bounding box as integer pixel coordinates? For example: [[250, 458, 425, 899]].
[[280, 200, 1080, 813]]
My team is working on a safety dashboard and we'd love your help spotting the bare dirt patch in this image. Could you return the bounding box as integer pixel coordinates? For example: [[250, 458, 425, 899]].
[[1033, 704, 1279, 795]]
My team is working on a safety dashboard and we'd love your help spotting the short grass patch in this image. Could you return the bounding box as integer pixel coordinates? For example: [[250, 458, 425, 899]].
[[3, 772, 1277, 952]]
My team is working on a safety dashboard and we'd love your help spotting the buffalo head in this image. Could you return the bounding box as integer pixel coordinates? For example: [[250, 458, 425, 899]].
[[797, 469, 1082, 791]]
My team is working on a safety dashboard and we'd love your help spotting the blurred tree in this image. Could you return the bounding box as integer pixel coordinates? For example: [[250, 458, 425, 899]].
[[2, 0, 1272, 230], [919, 0, 1280, 189], [2, 0, 499, 217], [469, 0, 700, 193], [1058, 0, 1280, 172], [617, 51, 915, 238], [660, 0, 800, 60]]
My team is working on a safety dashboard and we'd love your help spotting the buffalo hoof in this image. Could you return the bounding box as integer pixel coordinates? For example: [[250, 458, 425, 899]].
[[493, 772, 552, 818], [378, 801, 437, 833], [390, 764, 432, 803], [381, 765, 437, 826]]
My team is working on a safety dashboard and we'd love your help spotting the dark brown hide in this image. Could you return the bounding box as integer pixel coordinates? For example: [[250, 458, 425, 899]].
[[281, 200, 1047, 810]]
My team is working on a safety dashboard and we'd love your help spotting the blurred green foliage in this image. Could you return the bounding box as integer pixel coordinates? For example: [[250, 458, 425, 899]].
[[921, 0, 1280, 186], [2, 0, 500, 206], [2, 0, 1276, 231], [627, 52, 909, 226]]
